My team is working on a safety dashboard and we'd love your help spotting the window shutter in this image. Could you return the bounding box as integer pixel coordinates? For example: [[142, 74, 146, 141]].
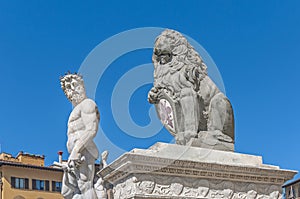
[[11, 177, 15, 188], [25, 178, 29, 189], [45, 180, 49, 191]]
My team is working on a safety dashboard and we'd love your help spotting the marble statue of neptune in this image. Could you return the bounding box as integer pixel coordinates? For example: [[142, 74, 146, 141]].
[[60, 72, 100, 199]]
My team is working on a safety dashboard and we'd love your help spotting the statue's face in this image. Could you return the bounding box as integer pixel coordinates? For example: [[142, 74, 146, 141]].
[[64, 78, 86, 105], [153, 38, 173, 65]]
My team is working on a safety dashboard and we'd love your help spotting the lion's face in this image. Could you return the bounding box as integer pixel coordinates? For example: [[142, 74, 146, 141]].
[[153, 36, 173, 66], [152, 29, 207, 83], [152, 29, 190, 69]]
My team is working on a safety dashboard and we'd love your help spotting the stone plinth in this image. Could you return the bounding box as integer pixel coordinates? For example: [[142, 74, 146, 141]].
[[99, 143, 297, 199]]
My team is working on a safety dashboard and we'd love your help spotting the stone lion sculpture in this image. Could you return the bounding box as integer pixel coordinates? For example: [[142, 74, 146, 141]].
[[148, 29, 235, 151]]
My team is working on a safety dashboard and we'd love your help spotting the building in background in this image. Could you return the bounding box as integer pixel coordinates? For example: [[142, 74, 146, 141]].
[[0, 151, 63, 199], [283, 178, 300, 199]]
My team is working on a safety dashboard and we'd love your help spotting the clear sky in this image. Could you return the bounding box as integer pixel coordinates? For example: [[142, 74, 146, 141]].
[[0, 1, 300, 180]]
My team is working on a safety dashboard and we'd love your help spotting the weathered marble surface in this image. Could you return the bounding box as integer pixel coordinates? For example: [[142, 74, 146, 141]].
[[131, 142, 277, 169], [100, 143, 297, 199], [113, 175, 283, 199], [148, 29, 234, 151]]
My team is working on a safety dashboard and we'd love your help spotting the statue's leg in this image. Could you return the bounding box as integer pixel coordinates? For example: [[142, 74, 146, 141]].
[[177, 88, 200, 144], [61, 171, 78, 199], [77, 152, 98, 199], [207, 93, 234, 144]]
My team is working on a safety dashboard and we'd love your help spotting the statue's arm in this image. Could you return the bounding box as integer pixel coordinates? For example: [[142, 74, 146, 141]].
[[69, 99, 99, 160]]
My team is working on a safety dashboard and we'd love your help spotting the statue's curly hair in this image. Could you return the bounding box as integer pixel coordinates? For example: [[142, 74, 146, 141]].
[[60, 72, 84, 96], [153, 29, 207, 91]]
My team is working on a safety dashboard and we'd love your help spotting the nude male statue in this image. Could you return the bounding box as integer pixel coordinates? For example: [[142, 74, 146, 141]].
[[60, 72, 100, 199]]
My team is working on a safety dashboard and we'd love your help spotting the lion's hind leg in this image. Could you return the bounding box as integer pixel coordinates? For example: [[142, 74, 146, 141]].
[[207, 93, 234, 139], [204, 93, 235, 150]]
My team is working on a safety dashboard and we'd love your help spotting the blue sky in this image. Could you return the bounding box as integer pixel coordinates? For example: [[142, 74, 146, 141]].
[[0, 1, 300, 180]]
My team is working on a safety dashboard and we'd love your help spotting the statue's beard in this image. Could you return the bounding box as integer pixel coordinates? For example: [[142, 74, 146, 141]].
[[69, 92, 85, 105]]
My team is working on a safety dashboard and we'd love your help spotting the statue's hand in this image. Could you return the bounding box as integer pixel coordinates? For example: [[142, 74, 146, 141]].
[[68, 145, 81, 161], [67, 155, 85, 171], [61, 164, 69, 172]]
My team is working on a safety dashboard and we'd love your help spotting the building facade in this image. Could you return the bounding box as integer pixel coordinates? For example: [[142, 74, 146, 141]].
[[0, 152, 63, 199], [283, 178, 300, 199]]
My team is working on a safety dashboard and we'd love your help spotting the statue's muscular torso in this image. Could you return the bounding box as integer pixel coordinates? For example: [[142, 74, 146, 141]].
[[67, 103, 85, 153], [66, 99, 99, 159]]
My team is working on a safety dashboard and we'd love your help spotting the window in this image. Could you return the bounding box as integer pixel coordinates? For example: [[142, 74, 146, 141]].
[[11, 177, 28, 189], [32, 179, 49, 191], [52, 181, 62, 192], [45, 180, 49, 191], [287, 186, 295, 198]]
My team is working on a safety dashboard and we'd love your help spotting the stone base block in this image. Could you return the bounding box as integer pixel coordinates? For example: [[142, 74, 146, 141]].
[[99, 143, 297, 199]]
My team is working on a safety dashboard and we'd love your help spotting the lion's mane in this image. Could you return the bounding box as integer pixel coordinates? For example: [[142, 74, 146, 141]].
[[153, 29, 207, 92]]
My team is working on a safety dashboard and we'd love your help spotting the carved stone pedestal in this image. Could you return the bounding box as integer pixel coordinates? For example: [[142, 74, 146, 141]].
[[99, 143, 296, 199]]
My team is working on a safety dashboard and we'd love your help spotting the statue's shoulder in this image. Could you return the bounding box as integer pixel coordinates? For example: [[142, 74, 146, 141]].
[[80, 98, 97, 113]]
